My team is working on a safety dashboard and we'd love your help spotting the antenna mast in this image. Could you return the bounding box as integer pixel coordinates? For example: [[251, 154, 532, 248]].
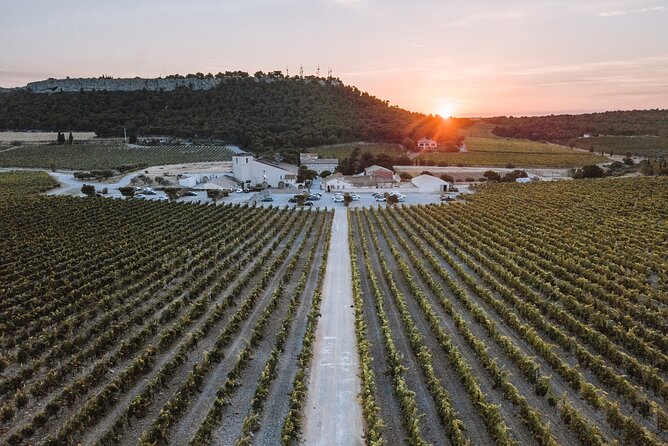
[[299, 64, 303, 78], [286, 65, 289, 77], [316, 64, 320, 77]]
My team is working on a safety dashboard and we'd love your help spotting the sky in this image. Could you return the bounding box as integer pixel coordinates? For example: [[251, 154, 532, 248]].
[[1, 0, 667, 117]]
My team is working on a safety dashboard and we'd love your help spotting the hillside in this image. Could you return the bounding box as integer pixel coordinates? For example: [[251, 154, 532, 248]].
[[487, 109, 668, 142], [0, 76, 468, 153]]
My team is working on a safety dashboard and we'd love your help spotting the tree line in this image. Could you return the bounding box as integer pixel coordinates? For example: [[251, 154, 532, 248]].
[[0, 78, 469, 154], [487, 109, 668, 141]]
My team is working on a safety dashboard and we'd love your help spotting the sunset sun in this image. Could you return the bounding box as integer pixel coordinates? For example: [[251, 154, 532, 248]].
[[437, 102, 456, 118]]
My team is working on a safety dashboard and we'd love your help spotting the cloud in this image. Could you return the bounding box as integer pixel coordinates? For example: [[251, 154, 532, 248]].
[[598, 5, 667, 17]]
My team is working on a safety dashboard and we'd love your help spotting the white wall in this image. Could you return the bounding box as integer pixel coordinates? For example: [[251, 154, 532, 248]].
[[303, 162, 338, 174]]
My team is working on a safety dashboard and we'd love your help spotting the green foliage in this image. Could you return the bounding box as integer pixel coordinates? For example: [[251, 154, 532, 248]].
[[297, 165, 318, 183], [118, 186, 135, 197], [0, 79, 466, 152], [80, 184, 95, 197], [581, 164, 604, 178], [206, 189, 224, 202], [489, 109, 668, 140], [569, 136, 668, 157]]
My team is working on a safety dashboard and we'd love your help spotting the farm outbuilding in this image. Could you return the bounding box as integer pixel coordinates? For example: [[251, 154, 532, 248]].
[[411, 174, 451, 192]]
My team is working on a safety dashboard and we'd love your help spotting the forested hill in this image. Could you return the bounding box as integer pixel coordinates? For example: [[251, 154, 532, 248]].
[[488, 109, 668, 141], [0, 77, 468, 152]]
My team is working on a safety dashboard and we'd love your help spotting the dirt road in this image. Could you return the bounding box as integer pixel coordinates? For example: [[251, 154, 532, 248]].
[[303, 209, 364, 446]]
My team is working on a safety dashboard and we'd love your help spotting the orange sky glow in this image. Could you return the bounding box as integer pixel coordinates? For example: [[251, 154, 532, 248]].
[[1, 1, 667, 117]]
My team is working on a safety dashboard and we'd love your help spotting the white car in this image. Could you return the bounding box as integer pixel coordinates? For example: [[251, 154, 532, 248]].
[[135, 194, 146, 199], [350, 194, 360, 201], [156, 196, 169, 201], [397, 195, 406, 202], [235, 188, 244, 193], [375, 196, 386, 202], [333, 194, 344, 200], [333, 196, 344, 203]]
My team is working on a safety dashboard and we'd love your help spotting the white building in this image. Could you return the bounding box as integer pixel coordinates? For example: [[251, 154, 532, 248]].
[[321, 172, 397, 191], [233, 154, 298, 188], [362, 165, 401, 182], [300, 153, 339, 174], [417, 138, 438, 150], [411, 174, 451, 192]]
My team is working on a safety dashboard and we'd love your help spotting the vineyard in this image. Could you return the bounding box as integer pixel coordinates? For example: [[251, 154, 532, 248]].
[[349, 177, 668, 446], [418, 137, 607, 168], [569, 136, 668, 157], [0, 171, 333, 445], [0, 143, 234, 170]]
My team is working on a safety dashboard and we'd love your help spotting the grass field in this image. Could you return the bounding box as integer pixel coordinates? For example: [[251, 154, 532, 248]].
[[309, 142, 405, 160], [418, 137, 608, 167], [350, 177, 668, 446], [0, 171, 332, 445], [569, 135, 668, 157], [0, 132, 97, 143], [0, 143, 234, 170], [457, 121, 499, 139]]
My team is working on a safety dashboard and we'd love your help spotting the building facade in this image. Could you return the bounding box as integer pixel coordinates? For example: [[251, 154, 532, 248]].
[[233, 154, 298, 188], [300, 153, 339, 174], [417, 138, 438, 150], [411, 174, 451, 192]]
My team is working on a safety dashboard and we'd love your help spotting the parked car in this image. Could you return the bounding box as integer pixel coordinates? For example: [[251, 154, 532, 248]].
[[143, 190, 156, 195], [184, 191, 197, 197], [308, 194, 320, 201], [235, 188, 244, 193], [260, 196, 274, 202], [372, 192, 382, 198], [288, 197, 298, 203], [156, 196, 169, 201], [397, 195, 406, 202], [375, 196, 386, 202], [135, 194, 146, 199], [350, 194, 360, 201], [333, 196, 344, 203], [303, 201, 314, 206]]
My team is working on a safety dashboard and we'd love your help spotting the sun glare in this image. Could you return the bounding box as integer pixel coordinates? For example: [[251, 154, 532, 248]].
[[437, 103, 456, 118]]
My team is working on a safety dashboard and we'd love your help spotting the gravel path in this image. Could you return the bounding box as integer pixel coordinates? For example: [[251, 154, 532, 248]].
[[303, 209, 364, 446]]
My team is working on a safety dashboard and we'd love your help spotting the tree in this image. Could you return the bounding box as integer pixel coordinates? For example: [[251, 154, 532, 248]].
[[440, 174, 455, 183], [502, 170, 528, 182], [207, 189, 224, 203], [581, 164, 604, 178], [118, 187, 135, 198], [384, 192, 399, 205], [399, 172, 412, 181], [421, 171, 433, 176], [319, 170, 331, 178], [68, 131, 74, 145], [402, 137, 416, 152], [296, 193, 307, 206], [128, 134, 137, 144], [395, 155, 412, 166], [81, 184, 95, 197], [343, 193, 353, 207], [164, 187, 184, 201], [57, 132, 65, 145], [297, 166, 318, 183], [483, 170, 501, 182]]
